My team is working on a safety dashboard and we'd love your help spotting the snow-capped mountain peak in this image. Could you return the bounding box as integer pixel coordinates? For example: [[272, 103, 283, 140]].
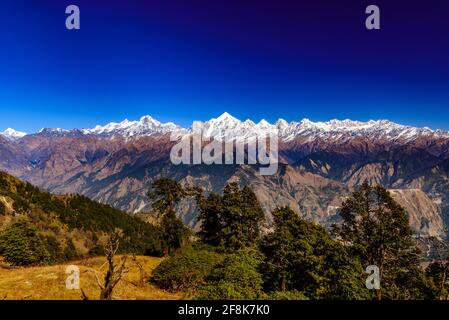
[[17, 112, 449, 143], [81, 115, 181, 138], [0, 128, 27, 140], [214, 112, 239, 122], [201, 112, 277, 139], [275, 117, 446, 142]]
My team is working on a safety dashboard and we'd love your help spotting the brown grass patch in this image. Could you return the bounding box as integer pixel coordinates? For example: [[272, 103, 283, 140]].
[[0, 255, 184, 300]]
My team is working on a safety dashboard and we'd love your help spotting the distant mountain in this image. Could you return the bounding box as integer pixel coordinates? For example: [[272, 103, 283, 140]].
[[0, 128, 26, 141], [81, 115, 182, 138], [1, 113, 449, 241], [4, 112, 449, 142]]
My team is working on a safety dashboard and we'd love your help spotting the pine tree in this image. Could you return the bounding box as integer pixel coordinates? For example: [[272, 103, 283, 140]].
[[148, 178, 186, 216], [197, 193, 224, 247], [260, 206, 368, 299], [335, 181, 424, 299], [197, 182, 265, 251], [148, 178, 190, 254]]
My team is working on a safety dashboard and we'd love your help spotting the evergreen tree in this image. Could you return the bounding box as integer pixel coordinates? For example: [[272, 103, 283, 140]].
[[426, 261, 449, 300], [160, 209, 190, 254], [148, 178, 190, 254], [148, 178, 186, 215], [260, 206, 369, 299], [335, 181, 425, 299], [197, 193, 224, 247], [197, 182, 265, 251]]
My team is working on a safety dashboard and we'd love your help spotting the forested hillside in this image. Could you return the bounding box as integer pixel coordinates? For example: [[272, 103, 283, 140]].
[[0, 171, 164, 265]]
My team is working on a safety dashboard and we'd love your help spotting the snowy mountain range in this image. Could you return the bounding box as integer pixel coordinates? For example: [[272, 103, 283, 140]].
[[3, 112, 449, 143], [2, 112, 449, 240], [0, 128, 27, 141]]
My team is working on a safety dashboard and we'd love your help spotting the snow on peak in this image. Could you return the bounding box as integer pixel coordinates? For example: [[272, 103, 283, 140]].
[[277, 118, 443, 142], [104, 113, 446, 142], [215, 112, 239, 122], [0, 128, 27, 140], [200, 113, 278, 139], [81, 115, 181, 138], [12, 112, 448, 143]]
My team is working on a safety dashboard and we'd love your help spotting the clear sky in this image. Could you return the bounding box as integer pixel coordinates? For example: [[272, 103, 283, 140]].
[[0, 0, 448, 133]]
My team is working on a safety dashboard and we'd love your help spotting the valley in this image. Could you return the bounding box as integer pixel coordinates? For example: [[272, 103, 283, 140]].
[[1, 113, 449, 240]]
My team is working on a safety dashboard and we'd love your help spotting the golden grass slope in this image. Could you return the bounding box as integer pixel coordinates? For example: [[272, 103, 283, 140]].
[[0, 255, 184, 300]]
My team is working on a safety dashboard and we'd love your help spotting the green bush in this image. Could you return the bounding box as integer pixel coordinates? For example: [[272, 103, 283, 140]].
[[63, 238, 79, 261], [260, 206, 370, 300], [41, 235, 63, 263], [0, 220, 51, 266], [151, 244, 223, 292], [196, 248, 265, 300]]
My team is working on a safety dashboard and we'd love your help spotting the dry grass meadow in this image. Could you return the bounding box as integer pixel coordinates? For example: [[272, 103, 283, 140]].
[[0, 255, 184, 300]]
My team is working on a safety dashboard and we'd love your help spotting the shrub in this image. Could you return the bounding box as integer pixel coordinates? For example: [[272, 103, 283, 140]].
[[63, 238, 79, 261], [0, 220, 51, 266], [42, 235, 63, 263], [196, 248, 265, 300], [151, 244, 223, 292], [12, 197, 30, 214]]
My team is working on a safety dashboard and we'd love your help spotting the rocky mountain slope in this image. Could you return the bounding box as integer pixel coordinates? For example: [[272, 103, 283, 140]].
[[1, 113, 449, 238]]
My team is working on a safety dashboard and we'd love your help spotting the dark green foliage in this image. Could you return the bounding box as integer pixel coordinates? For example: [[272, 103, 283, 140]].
[[148, 178, 186, 215], [41, 235, 64, 263], [64, 195, 164, 256], [148, 178, 191, 254], [197, 183, 265, 251], [88, 243, 105, 256], [63, 238, 79, 261], [151, 244, 223, 292], [160, 210, 190, 254], [12, 196, 30, 214], [334, 181, 426, 300], [197, 248, 265, 300], [197, 193, 223, 247], [426, 262, 449, 300], [260, 206, 369, 300], [0, 201, 5, 215], [0, 220, 51, 266]]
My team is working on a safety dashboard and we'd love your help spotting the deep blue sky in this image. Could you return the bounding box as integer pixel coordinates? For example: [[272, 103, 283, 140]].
[[0, 0, 448, 133]]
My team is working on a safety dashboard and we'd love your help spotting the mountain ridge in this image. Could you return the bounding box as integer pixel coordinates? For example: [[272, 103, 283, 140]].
[[1, 113, 449, 241], [3, 112, 449, 143]]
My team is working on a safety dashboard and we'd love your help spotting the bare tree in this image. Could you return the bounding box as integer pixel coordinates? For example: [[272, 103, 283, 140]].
[[80, 288, 89, 301], [92, 235, 128, 300], [132, 254, 147, 288]]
